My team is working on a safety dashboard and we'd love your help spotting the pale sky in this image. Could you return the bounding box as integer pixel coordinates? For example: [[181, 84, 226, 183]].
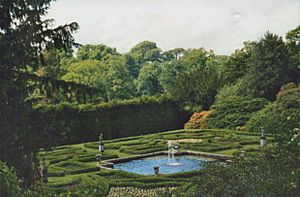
[[47, 0, 300, 55]]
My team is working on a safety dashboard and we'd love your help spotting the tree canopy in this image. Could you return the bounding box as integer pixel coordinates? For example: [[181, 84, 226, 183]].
[[0, 0, 78, 185]]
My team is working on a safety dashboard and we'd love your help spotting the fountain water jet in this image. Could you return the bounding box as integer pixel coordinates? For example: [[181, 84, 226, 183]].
[[167, 141, 181, 166]]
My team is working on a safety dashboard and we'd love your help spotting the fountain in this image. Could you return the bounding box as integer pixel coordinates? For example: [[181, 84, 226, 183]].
[[167, 141, 181, 166], [112, 140, 225, 175]]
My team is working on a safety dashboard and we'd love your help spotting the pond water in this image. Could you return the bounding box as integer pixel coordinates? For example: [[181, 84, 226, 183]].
[[114, 155, 214, 175]]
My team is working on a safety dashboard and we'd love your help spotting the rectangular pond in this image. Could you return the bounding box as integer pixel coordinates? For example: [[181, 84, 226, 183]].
[[113, 155, 215, 175]]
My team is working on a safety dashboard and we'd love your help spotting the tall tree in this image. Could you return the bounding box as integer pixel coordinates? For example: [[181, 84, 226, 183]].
[[137, 62, 163, 96], [170, 64, 220, 111], [62, 60, 106, 87], [37, 47, 75, 79], [62, 60, 108, 101], [286, 25, 300, 83], [159, 60, 186, 93], [105, 56, 135, 100], [76, 44, 119, 61], [127, 41, 162, 78], [0, 0, 78, 185], [243, 32, 289, 100], [160, 48, 220, 110], [162, 48, 185, 61], [221, 43, 253, 84]]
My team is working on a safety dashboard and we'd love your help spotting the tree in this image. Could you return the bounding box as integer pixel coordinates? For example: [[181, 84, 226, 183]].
[[286, 25, 300, 53], [37, 47, 76, 79], [171, 65, 220, 111], [0, 0, 78, 185], [221, 43, 253, 84], [243, 32, 289, 100], [76, 44, 119, 61], [159, 60, 186, 93], [127, 41, 162, 78], [62, 55, 135, 101], [162, 48, 185, 61], [160, 49, 220, 110], [105, 56, 135, 100], [286, 25, 300, 83], [136, 62, 163, 96], [62, 60, 107, 87], [62, 59, 108, 101]]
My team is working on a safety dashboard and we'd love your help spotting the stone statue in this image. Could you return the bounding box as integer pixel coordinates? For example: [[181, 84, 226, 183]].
[[260, 127, 266, 146], [40, 158, 48, 183]]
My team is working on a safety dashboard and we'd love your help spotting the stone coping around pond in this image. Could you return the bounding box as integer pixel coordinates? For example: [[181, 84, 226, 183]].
[[99, 150, 233, 169]]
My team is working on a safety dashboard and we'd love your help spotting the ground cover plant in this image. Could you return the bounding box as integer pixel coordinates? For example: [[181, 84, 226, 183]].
[[37, 129, 274, 196]]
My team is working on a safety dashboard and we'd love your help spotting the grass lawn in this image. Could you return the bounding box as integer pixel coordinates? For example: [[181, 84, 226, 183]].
[[38, 129, 275, 196]]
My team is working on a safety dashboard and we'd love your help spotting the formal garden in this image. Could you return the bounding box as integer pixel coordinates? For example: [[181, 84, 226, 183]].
[[38, 129, 273, 196], [1, 1, 300, 196]]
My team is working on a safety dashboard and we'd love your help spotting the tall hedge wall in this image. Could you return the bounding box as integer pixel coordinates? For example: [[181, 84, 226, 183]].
[[30, 96, 190, 147]]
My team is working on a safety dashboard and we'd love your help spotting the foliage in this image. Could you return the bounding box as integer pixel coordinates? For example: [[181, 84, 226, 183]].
[[104, 56, 135, 100], [1, 2, 300, 195], [246, 83, 300, 134], [242, 32, 289, 100], [159, 60, 186, 93], [37, 48, 75, 79], [221, 43, 253, 85], [128, 41, 162, 78], [162, 48, 185, 61], [31, 96, 190, 146], [42, 174, 109, 197], [39, 129, 272, 196], [285, 25, 300, 83], [0, 161, 22, 197], [0, 0, 78, 185], [62, 59, 107, 88], [186, 123, 300, 197], [62, 56, 135, 101], [137, 62, 163, 96], [207, 96, 268, 129], [184, 111, 213, 129], [246, 103, 282, 134], [160, 49, 221, 111], [68, 174, 109, 197], [76, 44, 119, 61], [172, 68, 219, 111]]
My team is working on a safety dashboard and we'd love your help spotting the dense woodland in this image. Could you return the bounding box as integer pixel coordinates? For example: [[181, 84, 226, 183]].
[[1, 0, 300, 196]]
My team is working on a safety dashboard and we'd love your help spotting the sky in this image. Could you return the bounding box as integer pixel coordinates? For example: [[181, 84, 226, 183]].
[[47, 0, 300, 55]]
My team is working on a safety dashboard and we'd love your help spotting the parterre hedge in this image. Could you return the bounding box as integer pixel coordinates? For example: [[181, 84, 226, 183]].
[[30, 96, 190, 147]]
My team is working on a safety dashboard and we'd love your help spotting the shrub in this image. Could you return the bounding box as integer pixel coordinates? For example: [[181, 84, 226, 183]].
[[50, 174, 109, 197], [246, 103, 283, 133], [71, 174, 109, 196], [206, 96, 268, 129], [0, 161, 22, 197], [183, 128, 300, 197], [246, 83, 300, 134], [184, 110, 213, 129]]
